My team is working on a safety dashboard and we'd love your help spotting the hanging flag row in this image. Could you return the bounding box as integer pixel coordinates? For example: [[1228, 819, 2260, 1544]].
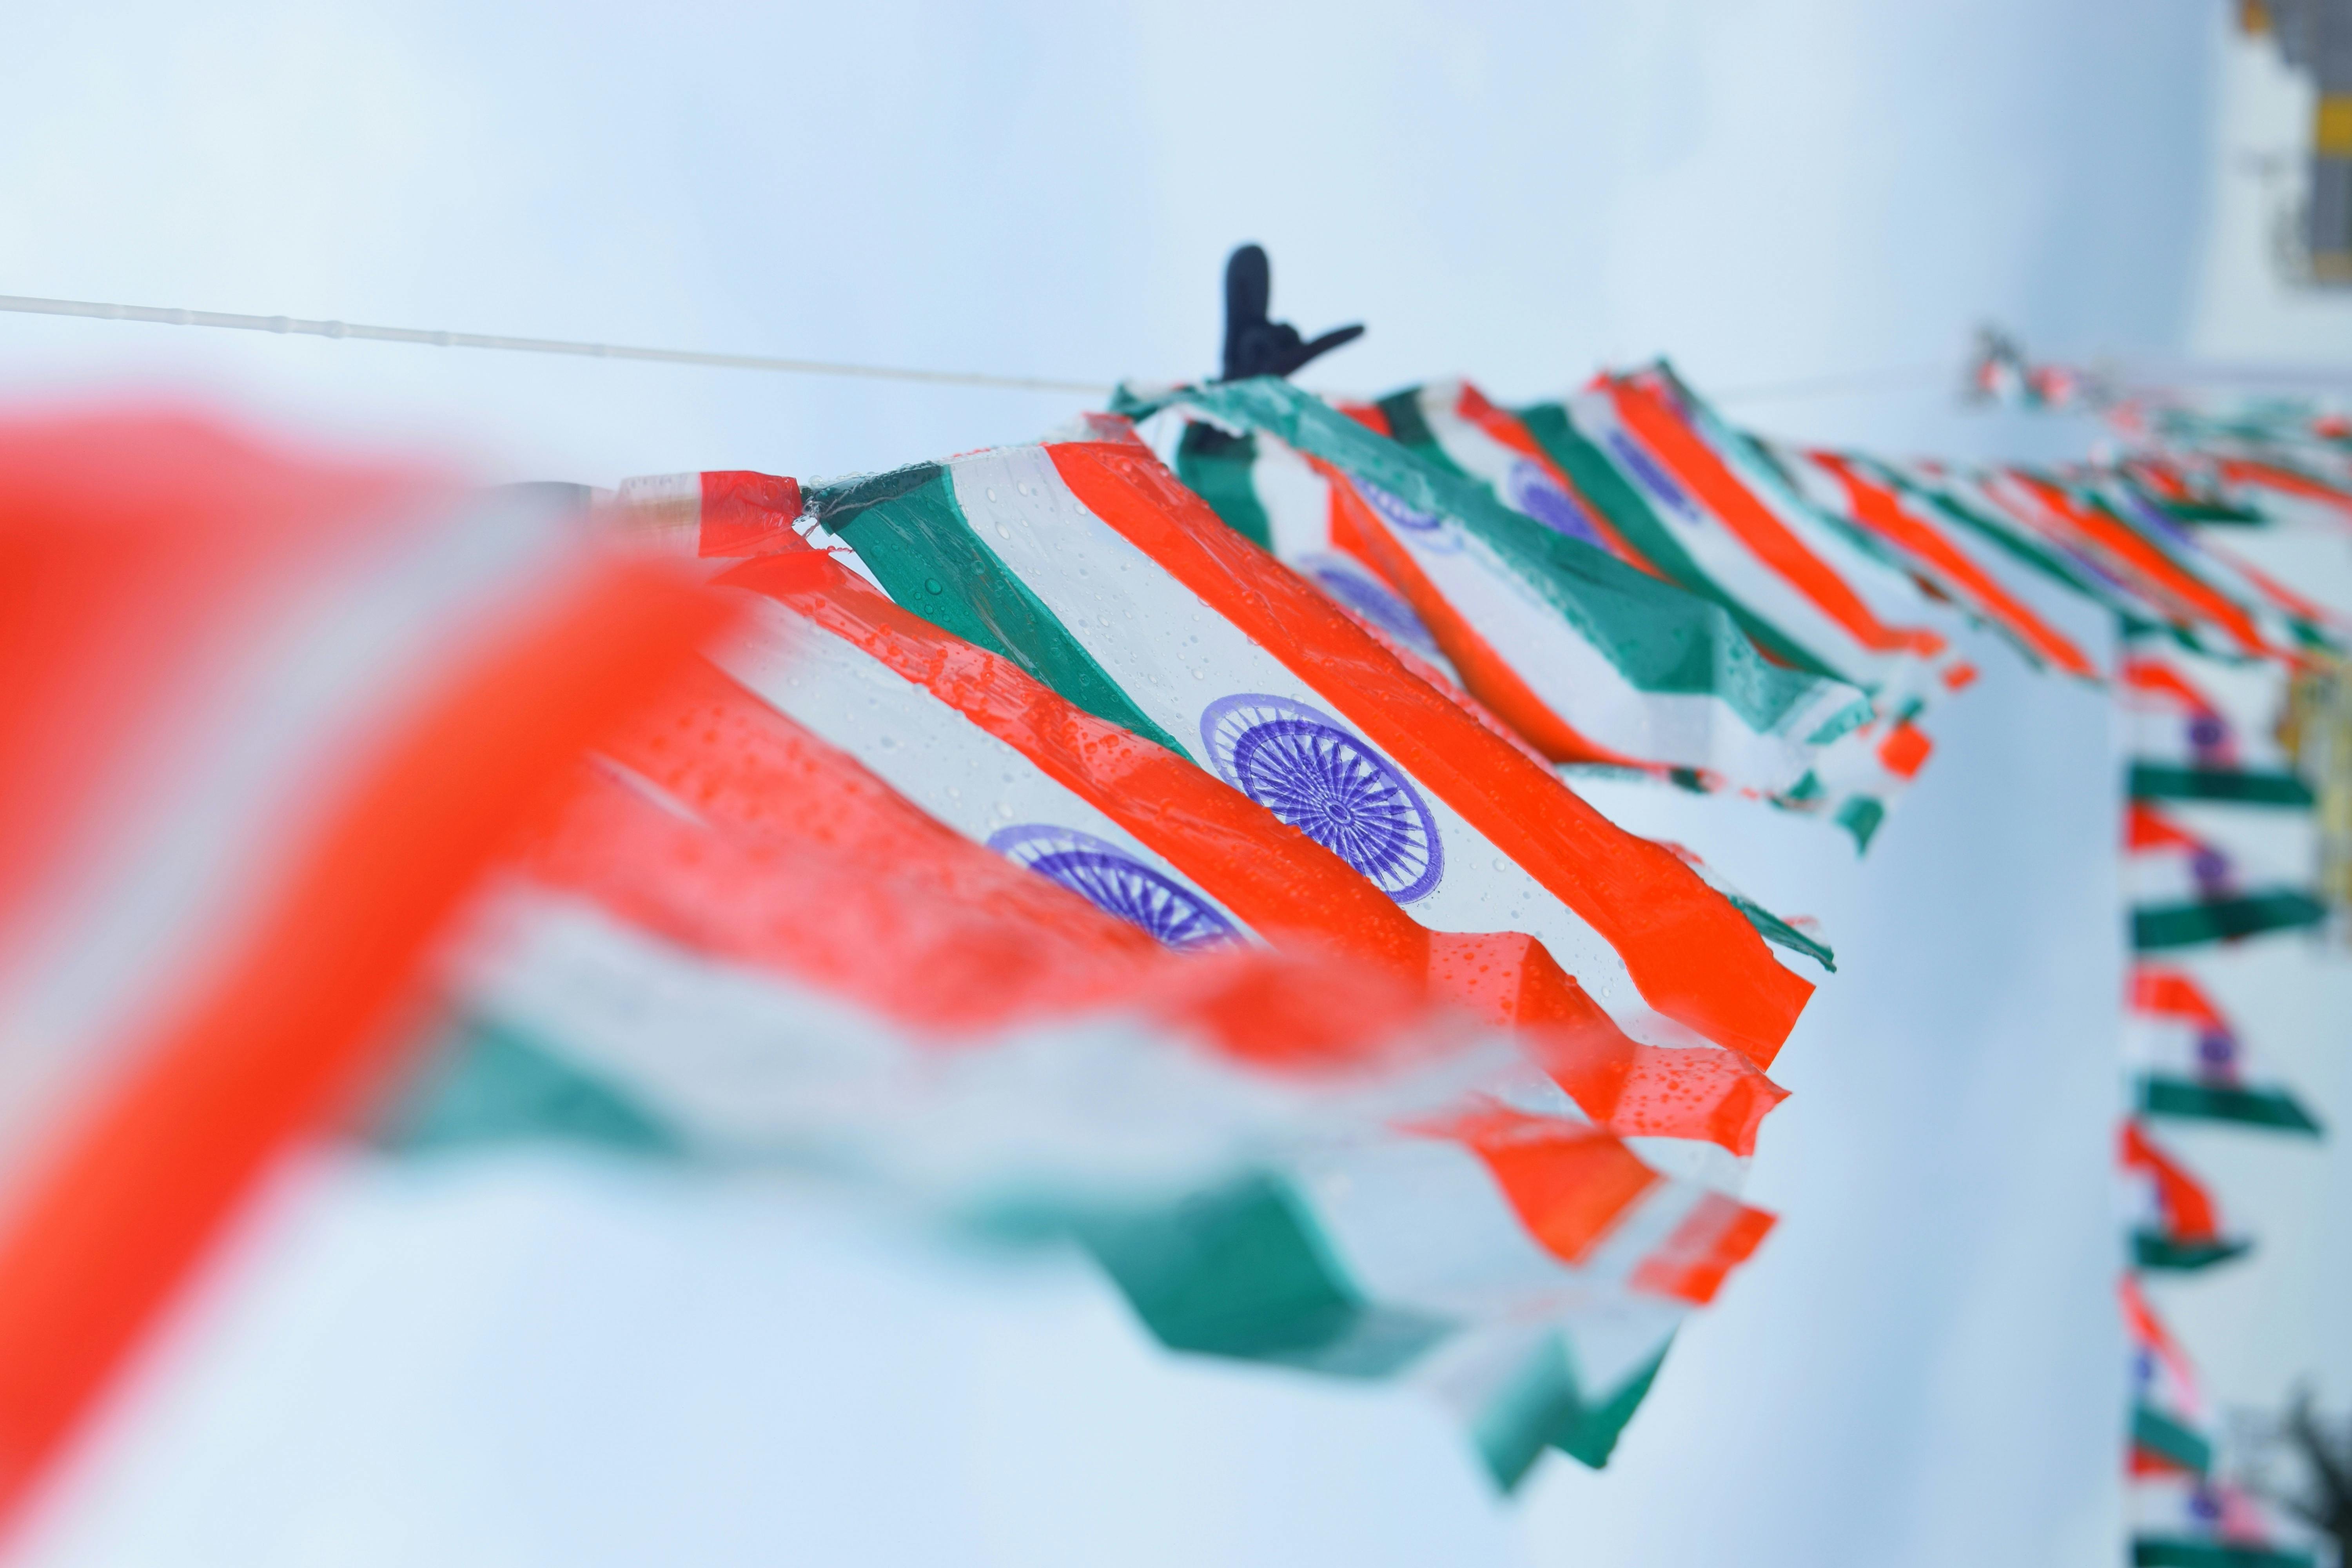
[[1958, 344, 2348, 1567], [4, 335, 2347, 1540], [0, 403, 1826, 1522]]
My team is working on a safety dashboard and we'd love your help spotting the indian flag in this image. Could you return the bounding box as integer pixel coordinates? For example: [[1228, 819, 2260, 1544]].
[[2120, 1121, 2249, 1272], [2128, 964, 2323, 1134], [2126, 799, 2325, 950], [402, 684, 1781, 1488], [2112, 454, 2265, 526], [2124, 1276, 2212, 1478], [2122, 636, 2316, 808], [433, 718, 1526, 1200], [2088, 467, 2348, 656], [2129, 1478, 2321, 1568], [2214, 447, 2352, 532], [1898, 455, 2314, 674], [796, 413, 1823, 1080], [612, 539, 1797, 1164], [2125, 1271, 2319, 1566], [1493, 371, 1970, 845], [2114, 407, 2352, 647], [1085, 1101, 1777, 1488], [479, 465, 1805, 1478], [1778, 446, 2100, 680], [590, 472, 1798, 1156], [0, 415, 726, 1531], [2152, 398, 2352, 550], [1119, 377, 1875, 796], [1547, 367, 1971, 704], [1882, 459, 2195, 642], [1973, 466, 2298, 662]]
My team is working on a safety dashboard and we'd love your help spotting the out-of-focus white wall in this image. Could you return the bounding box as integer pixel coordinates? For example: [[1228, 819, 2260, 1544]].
[[0, 3, 2229, 1564]]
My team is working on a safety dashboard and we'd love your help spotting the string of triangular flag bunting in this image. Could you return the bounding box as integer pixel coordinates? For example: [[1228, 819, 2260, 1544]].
[[0, 297, 2345, 1559]]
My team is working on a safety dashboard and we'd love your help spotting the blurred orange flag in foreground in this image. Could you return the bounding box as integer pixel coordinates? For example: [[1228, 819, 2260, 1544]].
[[0, 412, 724, 1530]]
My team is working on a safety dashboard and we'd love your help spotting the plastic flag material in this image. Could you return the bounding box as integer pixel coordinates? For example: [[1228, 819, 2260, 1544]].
[[688, 544, 1793, 1157], [797, 414, 1824, 1076], [2086, 398, 2341, 1568], [2120, 1121, 2251, 1272], [590, 476, 1799, 1160], [2128, 964, 2324, 1133], [1123, 377, 1878, 796], [2125, 1281, 2320, 1565], [1515, 366, 1974, 843], [2128, 1479, 2321, 1568], [2126, 1275, 2215, 1478], [433, 715, 1528, 1200], [13, 337, 2348, 1541], [601, 469, 807, 560], [2123, 639, 2318, 808], [394, 652, 1785, 1488], [2125, 799, 2324, 950], [0, 412, 724, 1526], [1778, 448, 2101, 680]]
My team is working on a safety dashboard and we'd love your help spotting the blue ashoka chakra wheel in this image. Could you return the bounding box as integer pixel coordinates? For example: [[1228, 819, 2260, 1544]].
[[987, 825, 1240, 951], [1198, 694, 1444, 904], [1351, 478, 1457, 551], [1297, 553, 1443, 660], [1504, 459, 1612, 551], [1604, 431, 1698, 518]]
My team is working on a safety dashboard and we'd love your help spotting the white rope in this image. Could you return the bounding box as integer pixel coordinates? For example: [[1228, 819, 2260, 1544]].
[[24, 287, 2341, 408], [9, 288, 1958, 406], [0, 293, 1114, 396]]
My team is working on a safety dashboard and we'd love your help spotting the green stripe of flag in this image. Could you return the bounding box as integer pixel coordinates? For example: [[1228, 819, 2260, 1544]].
[[2149, 494, 2269, 526], [1472, 1334, 1670, 1490], [1911, 483, 2123, 605], [1372, 388, 1460, 472], [1472, 1336, 1576, 1490], [1079, 1173, 1450, 1379], [1174, 423, 1275, 550], [2133, 1231, 2253, 1272], [2129, 764, 2316, 807], [1517, 402, 1844, 679], [2132, 893, 2328, 951], [808, 465, 1192, 757], [1726, 893, 1837, 971], [1131, 379, 1867, 738], [373, 1018, 683, 1158], [2132, 1538, 2316, 1568], [1661, 366, 1918, 577], [1836, 796, 1888, 850], [1547, 1343, 1668, 1472], [2137, 1076, 2324, 1135], [2133, 1403, 2214, 1474]]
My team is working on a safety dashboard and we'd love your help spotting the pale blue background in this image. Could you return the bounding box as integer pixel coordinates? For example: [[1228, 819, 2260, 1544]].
[[0, 3, 2284, 1563]]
